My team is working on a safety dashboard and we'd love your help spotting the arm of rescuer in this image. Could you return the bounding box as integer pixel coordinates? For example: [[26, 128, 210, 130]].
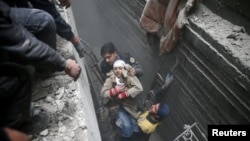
[[0, 2, 81, 80], [129, 59, 143, 77], [119, 52, 143, 77]]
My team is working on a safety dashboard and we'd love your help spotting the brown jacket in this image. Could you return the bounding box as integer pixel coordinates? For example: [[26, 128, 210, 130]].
[[101, 66, 143, 119]]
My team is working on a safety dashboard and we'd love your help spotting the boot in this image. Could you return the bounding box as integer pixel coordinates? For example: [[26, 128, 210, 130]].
[[19, 111, 50, 135]]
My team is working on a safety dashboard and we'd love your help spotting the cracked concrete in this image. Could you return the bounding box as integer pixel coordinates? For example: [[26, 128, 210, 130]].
[[190, 5, 250, 70]]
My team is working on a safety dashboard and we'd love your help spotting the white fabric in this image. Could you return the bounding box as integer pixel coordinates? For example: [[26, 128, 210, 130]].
[[115, 77, 124, 86], [113, 60, 125, 68]]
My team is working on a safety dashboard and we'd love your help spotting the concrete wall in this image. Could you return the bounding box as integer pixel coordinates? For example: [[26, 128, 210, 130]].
[[67, 8, 102, 141], [152, 1, 250, 140]]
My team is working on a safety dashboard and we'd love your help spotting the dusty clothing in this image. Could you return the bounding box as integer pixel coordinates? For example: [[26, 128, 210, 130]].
[[100, 52, 143, 78], [139, 0, 167, 35], [140, 0, 201, 55], [101, 66, 143, 119]]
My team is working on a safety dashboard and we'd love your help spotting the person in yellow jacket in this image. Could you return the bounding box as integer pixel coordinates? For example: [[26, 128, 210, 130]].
[[137, 102, 169, 135], [117, 72, 173, 141]]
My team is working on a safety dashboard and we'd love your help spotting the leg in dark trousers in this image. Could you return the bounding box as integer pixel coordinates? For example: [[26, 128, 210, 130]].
[[29, 0, 75, 41], [0, 63, 32, 129], [9, 7, 57, 49]]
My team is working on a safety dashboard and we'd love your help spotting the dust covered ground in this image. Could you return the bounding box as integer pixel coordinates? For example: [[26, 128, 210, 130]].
[[31, 37, 88, 141]]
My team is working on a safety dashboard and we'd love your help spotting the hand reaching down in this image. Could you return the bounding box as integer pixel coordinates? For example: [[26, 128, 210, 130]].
[[65, 59, 81, 81]]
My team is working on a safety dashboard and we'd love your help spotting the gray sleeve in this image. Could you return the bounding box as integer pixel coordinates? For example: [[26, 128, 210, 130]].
[[133, 60, 143, 77]]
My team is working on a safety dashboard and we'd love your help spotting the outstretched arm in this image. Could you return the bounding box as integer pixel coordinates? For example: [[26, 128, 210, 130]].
[[146, 72, 174, 104], [162, 72, 174, 89], [0, 2, 81, 81]]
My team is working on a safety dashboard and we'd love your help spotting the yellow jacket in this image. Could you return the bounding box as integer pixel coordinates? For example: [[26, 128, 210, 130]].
[[137, 111, 160, 134]]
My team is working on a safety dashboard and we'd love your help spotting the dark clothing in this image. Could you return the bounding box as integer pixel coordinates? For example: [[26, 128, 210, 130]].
[[0, 63, 32, 129], [0, 1, 66, 71], [144, 88, 166, 111], [100, 52, 143, 78], [1, 0, 29, 7], [0, 1, 66, 129], [0, 128, 10, 141], [9, 7, 57, 49], [2, 0, 75, 41], [29, 0, 75, 41]]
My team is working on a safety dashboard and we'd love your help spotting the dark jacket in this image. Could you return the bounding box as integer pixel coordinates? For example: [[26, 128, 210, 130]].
[[0, 1, 66, 71], [1, 0, 29, 7], [0, 128, 9, 141]]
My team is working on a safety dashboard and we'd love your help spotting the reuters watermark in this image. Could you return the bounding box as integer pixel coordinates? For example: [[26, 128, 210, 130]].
[[208, 125, 250, 140]]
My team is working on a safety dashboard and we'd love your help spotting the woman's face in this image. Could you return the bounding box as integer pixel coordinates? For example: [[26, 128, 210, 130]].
[[114, 66, 123, 77]]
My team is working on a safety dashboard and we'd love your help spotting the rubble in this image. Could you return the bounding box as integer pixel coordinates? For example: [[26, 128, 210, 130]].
[[31, 37, 88, 141], [189, 4, 250, 69]]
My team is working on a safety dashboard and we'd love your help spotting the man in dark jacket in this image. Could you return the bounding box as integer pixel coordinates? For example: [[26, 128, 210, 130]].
[[0, 0, 81, 136], [100, 42, 143, 79]]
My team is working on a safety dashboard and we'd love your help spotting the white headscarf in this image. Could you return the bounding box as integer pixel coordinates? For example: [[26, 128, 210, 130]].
[[113, 60, 125, 68]]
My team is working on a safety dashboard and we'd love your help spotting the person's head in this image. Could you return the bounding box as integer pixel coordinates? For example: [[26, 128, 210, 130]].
[[149, 103, 169, 120], [101, 42, 118, 65], [113, 60, 125, 77]]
